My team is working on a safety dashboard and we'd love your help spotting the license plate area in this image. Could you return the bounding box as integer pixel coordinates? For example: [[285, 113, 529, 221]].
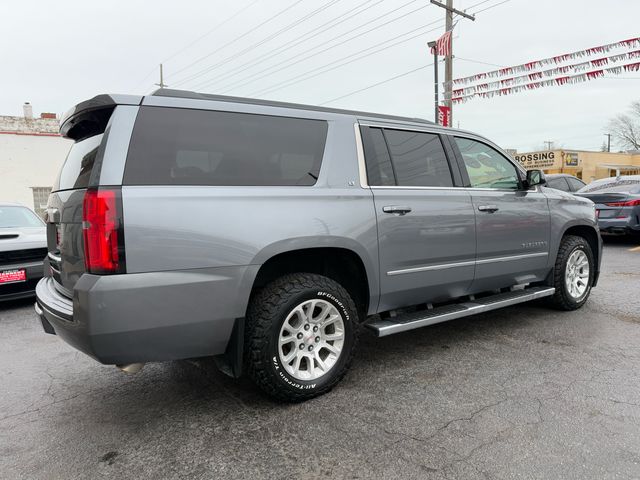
[[0, 269, 27, 284]]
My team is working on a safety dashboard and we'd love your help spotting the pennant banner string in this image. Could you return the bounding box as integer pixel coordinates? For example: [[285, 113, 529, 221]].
[[450, 36, 640, 86]]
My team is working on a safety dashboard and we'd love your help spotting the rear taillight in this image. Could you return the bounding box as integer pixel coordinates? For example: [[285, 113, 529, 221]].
[[82, 188, 125, 274], [604, 199, 640, 207]]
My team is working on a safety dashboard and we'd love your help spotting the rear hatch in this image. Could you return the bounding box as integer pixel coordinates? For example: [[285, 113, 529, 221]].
[[46, 101, 121, 298]]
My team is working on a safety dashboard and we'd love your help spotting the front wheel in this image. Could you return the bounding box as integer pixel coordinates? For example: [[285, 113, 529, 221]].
[[549, 235, 594, 310], [246, 273, 359, 402]]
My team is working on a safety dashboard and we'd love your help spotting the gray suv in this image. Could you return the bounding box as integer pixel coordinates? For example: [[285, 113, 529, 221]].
[[35, 89, 602, 402]]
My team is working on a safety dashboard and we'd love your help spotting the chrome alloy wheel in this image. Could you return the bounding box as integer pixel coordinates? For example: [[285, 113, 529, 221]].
[[565, 249, 590, 299], [278, 299, 345, 381]]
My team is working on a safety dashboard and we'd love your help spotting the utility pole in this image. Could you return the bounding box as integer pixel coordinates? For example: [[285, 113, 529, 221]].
[[155, 64, 168, 89], [604, 133, 612, 152], [427, 41, 439, 123], [430, 0, 474, 126], [544, 140, 554, 151]]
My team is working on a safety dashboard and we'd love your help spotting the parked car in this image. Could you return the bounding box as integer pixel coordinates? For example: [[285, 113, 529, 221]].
[[545, 173, 586, 193], [35, 90, 602, 401], [0, 203, 47, 301], [576, 175, 640, 235]]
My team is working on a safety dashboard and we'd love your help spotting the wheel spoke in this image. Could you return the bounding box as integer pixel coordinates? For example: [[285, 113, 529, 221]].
[[324, 331, 344, 341], [282, 348, 297, 364]]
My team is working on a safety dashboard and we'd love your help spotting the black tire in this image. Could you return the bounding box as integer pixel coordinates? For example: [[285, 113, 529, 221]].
[[246, 273, 359, 402], [549, 235, 594, 310]]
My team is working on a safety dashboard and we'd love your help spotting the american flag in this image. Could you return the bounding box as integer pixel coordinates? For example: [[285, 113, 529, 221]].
[[430, 30, 452, 56]]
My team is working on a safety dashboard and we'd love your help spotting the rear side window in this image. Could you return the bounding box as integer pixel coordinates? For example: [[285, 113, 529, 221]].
[[546, 177, 570, 191], [566, 177, 585, 191], [54, 134, 103, 191], [384, 129, 453, 187], [124, 107, 328, 186], [360, 127, 453, 187], [361, 127, 395, 186]]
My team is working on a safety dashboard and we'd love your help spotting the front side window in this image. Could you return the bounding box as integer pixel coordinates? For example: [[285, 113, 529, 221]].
[[124, 107, 328, 186], [567, 177, 586, 192], [455, 137, 520, 190]]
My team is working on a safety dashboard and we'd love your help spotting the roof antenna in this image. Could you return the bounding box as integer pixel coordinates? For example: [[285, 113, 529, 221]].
[[155, 64, 168, 89]]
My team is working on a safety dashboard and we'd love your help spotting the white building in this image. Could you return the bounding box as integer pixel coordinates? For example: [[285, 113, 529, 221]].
[[0, 104, 72, 217]]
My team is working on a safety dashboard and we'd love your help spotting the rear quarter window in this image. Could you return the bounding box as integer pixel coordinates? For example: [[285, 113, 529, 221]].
[[54, 134, 103, 191], [124, 107, 328, 186]]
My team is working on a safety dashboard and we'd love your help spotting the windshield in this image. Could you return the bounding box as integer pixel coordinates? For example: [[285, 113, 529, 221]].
[[0, 206, 45, 228]]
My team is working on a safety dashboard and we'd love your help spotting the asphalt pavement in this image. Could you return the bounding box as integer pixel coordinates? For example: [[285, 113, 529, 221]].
[[1, 236, 639, 480]]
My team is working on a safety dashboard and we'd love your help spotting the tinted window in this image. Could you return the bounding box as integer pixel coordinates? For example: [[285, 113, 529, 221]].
[[455, 137, 519, 189], [0, 206, 44, 228], [125, 107, 328, 186], [55, 134, 103, 191], [383, 129, 453, 187], [546, 177, 570, 191], [566, 177, 585, 192], [361, 127, 395, 186]]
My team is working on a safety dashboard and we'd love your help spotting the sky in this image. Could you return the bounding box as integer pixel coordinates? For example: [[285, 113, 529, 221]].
[[1, 0, 638, 153]]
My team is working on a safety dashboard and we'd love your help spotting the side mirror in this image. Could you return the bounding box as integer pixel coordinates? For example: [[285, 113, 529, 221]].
[[525, 169, 546, 188]]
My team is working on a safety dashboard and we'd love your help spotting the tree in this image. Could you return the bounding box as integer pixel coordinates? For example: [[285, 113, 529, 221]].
[[608, 100, 640, 150]]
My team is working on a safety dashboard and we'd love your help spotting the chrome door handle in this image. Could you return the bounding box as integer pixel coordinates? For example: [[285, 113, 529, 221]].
[[382, 205, 412, 216], [478, 205, 499, 213]]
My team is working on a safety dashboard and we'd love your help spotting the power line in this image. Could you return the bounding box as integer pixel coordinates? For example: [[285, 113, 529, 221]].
[[193, 0, 427, 92], [249, 21, 445, 97], [162, 0, 261, 65], [130, 0, 259, 91], [320, 63, 433, 105], [205, 2, 434, 95], [456, 56, 505, 68], [186, 0, 379, 91], [168, 0, 306, 81], [472, 0, 514, 14], [172, 0, 342, 87]]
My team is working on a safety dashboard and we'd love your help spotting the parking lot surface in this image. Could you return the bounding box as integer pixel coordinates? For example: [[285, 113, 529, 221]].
[[1, 236, 639, 480]]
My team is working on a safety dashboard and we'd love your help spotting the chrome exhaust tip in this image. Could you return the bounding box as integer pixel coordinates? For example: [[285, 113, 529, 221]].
[[116, 363, 145, 374]]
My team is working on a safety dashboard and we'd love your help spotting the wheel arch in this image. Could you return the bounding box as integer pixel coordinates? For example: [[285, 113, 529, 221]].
[[249, 239, 378, 320], [558, 223, 601, 286]]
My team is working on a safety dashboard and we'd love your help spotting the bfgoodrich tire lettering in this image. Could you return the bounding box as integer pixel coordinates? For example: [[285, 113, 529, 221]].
[[246, 273, 359, 402], [549, 235, 594, 310]]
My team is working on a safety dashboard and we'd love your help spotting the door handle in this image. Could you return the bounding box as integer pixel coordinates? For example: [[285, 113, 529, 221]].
[[382, 205, 412, 216], [478, 204, 499, 213]]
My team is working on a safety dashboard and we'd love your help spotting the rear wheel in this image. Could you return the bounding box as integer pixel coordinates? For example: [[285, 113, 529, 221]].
[[549, 235, 594, 310], [246, 273, 359, 402]]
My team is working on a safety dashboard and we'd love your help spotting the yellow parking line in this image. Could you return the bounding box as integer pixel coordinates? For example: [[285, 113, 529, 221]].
[[629, 246, 640, 252]]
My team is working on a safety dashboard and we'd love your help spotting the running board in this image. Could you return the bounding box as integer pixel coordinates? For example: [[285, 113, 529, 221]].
[[366, 286, 555, 337]]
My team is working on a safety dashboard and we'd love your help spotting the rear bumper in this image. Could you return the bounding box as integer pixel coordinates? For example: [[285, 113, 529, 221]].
[[0, 261, 44, 301], [597, 216, 640, 234], [34, 265, 258, 365]]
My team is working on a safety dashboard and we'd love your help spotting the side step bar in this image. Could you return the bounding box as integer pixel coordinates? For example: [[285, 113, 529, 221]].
[[366, 286, 555, 337]]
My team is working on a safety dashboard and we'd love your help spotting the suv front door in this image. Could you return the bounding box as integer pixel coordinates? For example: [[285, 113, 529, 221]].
[[451, 136, 551, 293], [360, 125, 476, 312]]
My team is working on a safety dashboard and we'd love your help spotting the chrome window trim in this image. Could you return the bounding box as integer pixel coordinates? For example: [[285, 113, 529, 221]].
[[387, 252, 548, 276], [353, 123, 368, 188], [369, 185, 538, 193]]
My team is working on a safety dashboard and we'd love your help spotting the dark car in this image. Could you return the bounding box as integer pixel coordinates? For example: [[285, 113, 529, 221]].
[[576, 175, 640, 235], [545, 174, 586, 193], [0, 203, 47, 301]]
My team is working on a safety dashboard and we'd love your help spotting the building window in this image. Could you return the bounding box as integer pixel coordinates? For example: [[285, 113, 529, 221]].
[[31, 187, 51, 219]]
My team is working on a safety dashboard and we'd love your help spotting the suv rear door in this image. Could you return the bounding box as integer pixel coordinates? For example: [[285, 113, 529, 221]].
[[450, 136, 551, 292], [359, 124, 476, 312]]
